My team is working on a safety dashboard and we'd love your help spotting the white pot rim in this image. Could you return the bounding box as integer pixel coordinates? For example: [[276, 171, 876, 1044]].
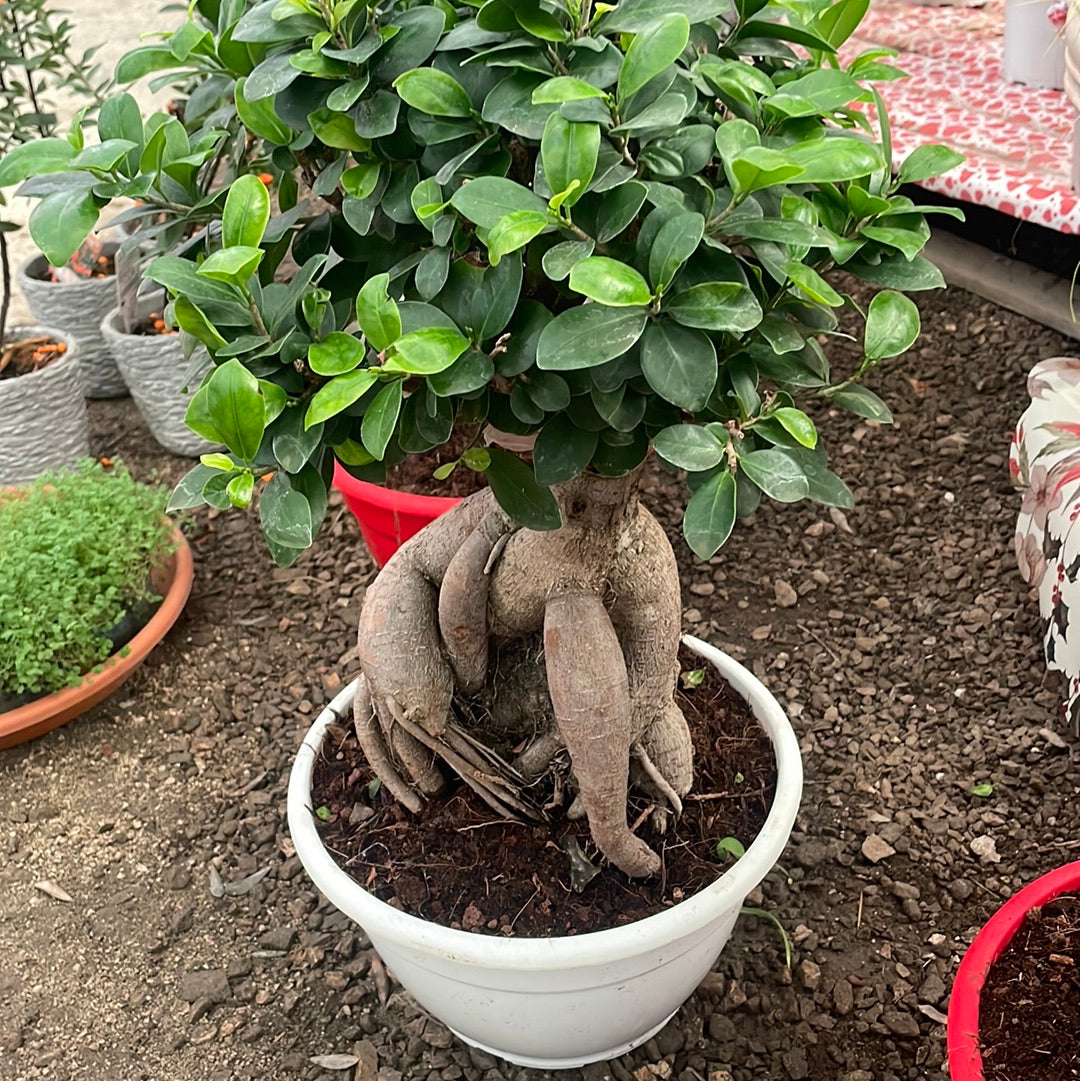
[[287, 634, 802, 970]]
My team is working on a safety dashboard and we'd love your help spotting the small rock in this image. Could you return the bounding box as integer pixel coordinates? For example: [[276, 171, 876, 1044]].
[[918, 972, 947, 1005], [949, 879, 974, 901], [901, 898, 922, 922], [751, 624, 772, 641], [1039, 726, 1067, 749], [188, 997, 214, 1024], [258, 927, 296, 952], [774, 580, 798, 607], [178, 969, 230, 1004], [690, 581, 715, 596], [861, 834, 896, 864], [832, 979, 854, 1016], [798, 959, 821, 992], [165, 865, 192, 890], [881, 1010, 920, 1038], [970, 836, 1001, 863], [890, 882, 920, 901]]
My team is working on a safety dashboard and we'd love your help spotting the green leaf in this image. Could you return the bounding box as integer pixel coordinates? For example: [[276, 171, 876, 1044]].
[[714, 835, 746, 861], [533, 77, 606, 104], [684, 469, 737, 559], [864, 290, 920, 362], [259, 472, 314, 549], [860, 221, 929, 261], [203, 359, 267, 464], [197, 246, 264, 285], [815, 0, 871, 47], [227, 472, 255, 510], [533, 415, 599, 485], [361, 380, 404, 460], [385, 327, 470, 374], [394, 68, 474, 117], [172, 296, 227, 351], [223, 174, 271, 249], [273, 408, 324, 473], [356, 273, 402, 352], [653, 424, 727, 471], [485, 448, 562, 530], [970, 782, 994, 798], [487, 210, 554, 266], [738, 448, 810, 503], [235, 77, 295, 145], [765, 69, 870, 117], [168, 465, 218, 512], [541, 114, 600, 208], [786, 137, 883, 183], [536, 305, 648, 370], [665, 282, 762, 333], [309, 332, 365, 376], [596, 181, 648, 243], [115, 45, 180, 83], [730, 147, 804, 194], [849, 252, 945, 292], [828, 384, 893, 423], [617, 13, 690, 101], [784, 261, 844, 307], [0, 138, 75, 187], [28, 189, 101, 268], [898, 143, 965, 185], [641, 321, 717, 412], [772, 408, 817, 449], [569, 257, 652, 307], [305, 369, 379, 428], [308, 108, 369, 151], [542, 239, 594, 281], [648, 212, 704, 291], [342, 163, 381, 200], [450, 176, 549, 228]]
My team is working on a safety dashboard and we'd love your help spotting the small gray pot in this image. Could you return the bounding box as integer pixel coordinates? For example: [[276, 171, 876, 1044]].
[[0, 326, 89, 486], [18, 252, 126, 399], [100, 304, 221, 458]]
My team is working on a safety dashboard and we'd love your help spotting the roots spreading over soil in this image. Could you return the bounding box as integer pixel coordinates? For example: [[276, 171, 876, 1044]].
[[353, 471, 693, 877]]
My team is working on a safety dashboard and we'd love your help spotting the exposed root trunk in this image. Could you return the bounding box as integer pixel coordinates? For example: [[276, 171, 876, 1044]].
[[354, 468, 692, 878]]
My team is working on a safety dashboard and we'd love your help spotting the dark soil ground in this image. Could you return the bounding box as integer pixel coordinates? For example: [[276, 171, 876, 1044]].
[[1, 278, 1076, 1081]]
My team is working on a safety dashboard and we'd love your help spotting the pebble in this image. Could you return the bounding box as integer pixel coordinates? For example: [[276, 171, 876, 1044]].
[[178, 969, 230, 1004], [861, 834, 896, 864], [881, 1010, 921, 1038], [774, 580, 798, 607]]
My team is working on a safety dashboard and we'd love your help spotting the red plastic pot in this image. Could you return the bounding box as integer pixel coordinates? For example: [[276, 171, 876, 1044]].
[[947, 860, 1080, 1079], [333, 460, 460, 566]]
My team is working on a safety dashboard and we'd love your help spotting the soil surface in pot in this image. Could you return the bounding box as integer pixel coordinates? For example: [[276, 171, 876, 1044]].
[[29, 245, 116, 282], [0, 335, 69, 379], [310, 647, 775, 936], [978, 894, 1080, 1080], [371, 425, 488, 498], [129, 312, 179, 337]]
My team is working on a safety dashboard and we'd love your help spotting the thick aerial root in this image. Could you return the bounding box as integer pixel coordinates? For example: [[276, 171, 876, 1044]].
[[544, 591, 661, 878], [353, 675, 424, 814], [438, 516, 511, 696]]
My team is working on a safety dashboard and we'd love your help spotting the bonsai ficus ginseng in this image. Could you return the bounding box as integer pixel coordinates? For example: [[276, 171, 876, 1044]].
[[150, 0, 962, 878]]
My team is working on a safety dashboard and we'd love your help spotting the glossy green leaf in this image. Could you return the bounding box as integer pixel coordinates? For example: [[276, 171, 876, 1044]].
[[827, 384, 893, 423], [653, 424, 727, 471], [203, 359, 266, 464], [648, 212, 704, 290], [487, 210, 554, 265], [541, 113, 600, 208], [536, 305, 648, 370], [617, 13, 690, 101], [533, 77, 606, 104], [361, 380, 404, 460], [641, 321, 717, 411], [197, 246, 263, 285], [385, 327, 470, 374], [542, 239, 594, 280], [569, 257, 652, 307], [533, 415, 599, 485], [356, 273, 402, 352], [305, 369, 379, 429], [864, 289, 920, 362], [772, 407, 817, 449], [309, 332, 365, 376], [665, 282, 762, 332], [485, 448, 562, 530], [450, 176, 549, 228], [739, 448, 811, 502], [222, 174, 271, 249], [683, 469, 737, 559], [898, 143, 965, 185], [394, 68, 474, 117], [235, 77, 295, 144]]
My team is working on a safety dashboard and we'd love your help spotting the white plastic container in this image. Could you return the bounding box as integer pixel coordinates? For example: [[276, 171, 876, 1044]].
[[1004, 0, 1065, 90], [288, 635, 802, 1069]]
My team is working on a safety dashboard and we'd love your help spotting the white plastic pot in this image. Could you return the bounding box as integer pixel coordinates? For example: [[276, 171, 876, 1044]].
[[288, 635, 802, 1069], [1004, 0, 1065, 90]]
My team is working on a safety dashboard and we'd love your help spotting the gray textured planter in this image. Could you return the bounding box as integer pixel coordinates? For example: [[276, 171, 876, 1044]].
[[0, 326, 89, 486], [100, 305, 221, 457], [18, 253, 126, 399]]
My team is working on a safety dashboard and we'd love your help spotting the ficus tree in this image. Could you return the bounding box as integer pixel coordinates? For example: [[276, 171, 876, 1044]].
[[10, 0, 964, 877]]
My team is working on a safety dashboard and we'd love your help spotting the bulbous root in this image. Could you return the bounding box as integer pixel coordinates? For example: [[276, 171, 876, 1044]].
[[352, 475, 693, 879]]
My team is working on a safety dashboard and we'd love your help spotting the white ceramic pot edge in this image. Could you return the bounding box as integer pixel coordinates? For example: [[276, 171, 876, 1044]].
[[288, 637, 801, 966]]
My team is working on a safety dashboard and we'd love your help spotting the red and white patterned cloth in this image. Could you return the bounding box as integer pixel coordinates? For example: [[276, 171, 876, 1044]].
[[1011, 358, 1080, 732], [847, 0, 1080, 233]]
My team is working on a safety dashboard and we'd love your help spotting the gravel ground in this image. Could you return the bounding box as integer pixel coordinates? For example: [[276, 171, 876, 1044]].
[[0, 278, 1075, 1081]]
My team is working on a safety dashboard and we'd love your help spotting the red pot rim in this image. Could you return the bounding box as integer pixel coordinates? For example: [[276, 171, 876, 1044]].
[[0, 528, 193, 749], [947, 860, 1080, 1079], [332, 459, 461, 513]]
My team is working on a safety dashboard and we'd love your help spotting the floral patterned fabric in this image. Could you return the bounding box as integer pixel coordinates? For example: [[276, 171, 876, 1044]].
[[1011, 357, 1080, 731]]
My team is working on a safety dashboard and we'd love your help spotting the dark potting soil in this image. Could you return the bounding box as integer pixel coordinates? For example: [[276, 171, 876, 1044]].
[[382, 425, 489, 498], [130, 313, 179, 337], [310, 646, 776, 937], [30, 247, 116, 281], [0, 335, 70, 380], [979, 894, 1080, 1081]]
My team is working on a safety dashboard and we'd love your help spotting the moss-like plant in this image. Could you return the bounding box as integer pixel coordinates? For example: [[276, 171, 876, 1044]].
[[0, 460, 173, 698]]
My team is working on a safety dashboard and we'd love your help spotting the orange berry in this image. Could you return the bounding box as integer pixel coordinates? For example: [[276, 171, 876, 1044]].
[[153, 319, 166, 330], [100, 457, 113, 468], [257, 172, 274, 185]]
